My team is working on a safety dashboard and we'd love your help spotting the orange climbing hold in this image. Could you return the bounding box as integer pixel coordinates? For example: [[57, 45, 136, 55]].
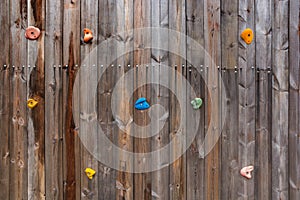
[[240, 28, 254, 44], [83, 28, 93, 43]]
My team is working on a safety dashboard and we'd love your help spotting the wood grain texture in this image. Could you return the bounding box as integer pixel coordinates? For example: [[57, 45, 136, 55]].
[[80, 0, 100, 199], [255, 0, 272, 199], [150, 0, 170, 199], [272, 0, 289, 199], [289, 0, 300, 199], [168, 0, 187, 199], [220, 0, 239, 199], [63, 0, 81, 199], [9, 0, 28, 199], [186, 0, 205, 199], [0, 0, 10, 199], [238, 0, 256, 199], [115, 0, 134, 199], [132, 0, 152, 199], [45, 0, 64, 199], [27, 0, 46, 199], [204, 0, 221, 199]]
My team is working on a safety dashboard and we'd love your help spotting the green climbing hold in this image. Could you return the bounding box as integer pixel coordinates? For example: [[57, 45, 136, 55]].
[[191, 98, 203, 110]]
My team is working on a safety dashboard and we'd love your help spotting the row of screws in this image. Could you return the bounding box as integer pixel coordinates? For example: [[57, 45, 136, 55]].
[[2, 64, 272, 73]]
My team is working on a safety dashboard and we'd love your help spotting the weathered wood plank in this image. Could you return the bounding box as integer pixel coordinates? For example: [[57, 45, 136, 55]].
[[254, 0, 272, 198], [132, 0, 152, 199], [45, 0, 64, 199], [9, 0, 28, 199], [289, 0, 300, 198], [0, 0, 10, 199], [115, 0, 134, 199], [186, 0, 205, 199], [168, 0, 187, 199], [80, 0, 99, 199], [220, 0, 239, 198], [272, 0, 289, 199], [27, 0, 46, 199], [63, 0, 81, 199], [203, 0, 221, 199], [237, 0, 256, 199], [150, 0, 170, 199]]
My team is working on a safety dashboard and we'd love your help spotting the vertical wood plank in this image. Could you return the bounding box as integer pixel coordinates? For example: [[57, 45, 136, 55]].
[[63, 0, 81, 199], [97, 0, 117, 199], [254, 0, 272, 198], [133, 0, 152, 199], [220, 0, 239, 198], [45, 0, 64, 198], [151, 0, 170, 199], [289, 0, 300, 198], [9, 0, 28, 199], [0, 0, 10, 199], [115, 0, 134, 199], [186, 0, 205, 199], [168, 0, 187, 199], [80, 0, 99, 199], [27, 0, 46, 199], [204, 0, 221, 199], [272, 0, 289, 199], [238, 0, 256, 198]]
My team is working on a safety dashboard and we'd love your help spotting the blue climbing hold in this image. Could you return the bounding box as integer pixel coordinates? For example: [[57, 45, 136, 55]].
[[135, 97, 150, 110]]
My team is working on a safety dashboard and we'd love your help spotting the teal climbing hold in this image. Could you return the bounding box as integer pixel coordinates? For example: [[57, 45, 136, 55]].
[[135, 97, 150, 110], [191, 98, 203, 110]]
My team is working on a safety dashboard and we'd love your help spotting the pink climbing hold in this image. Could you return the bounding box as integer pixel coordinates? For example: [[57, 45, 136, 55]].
[[240, 165, 254, 179]]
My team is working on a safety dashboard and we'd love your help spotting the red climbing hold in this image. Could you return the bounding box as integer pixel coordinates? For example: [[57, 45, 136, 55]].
[[25, 26, 41, 40]]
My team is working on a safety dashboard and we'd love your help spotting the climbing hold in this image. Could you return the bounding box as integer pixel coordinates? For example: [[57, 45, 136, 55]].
[[83, 28, 93, 43], [240, 165, 254, 179], [240, 28, 254, 44], [25, 26, 41, 40], [191, 98, 203, 110], [135, 97, 150, 110], [27, 99, 38, 109], [85, 168, 96, 180]]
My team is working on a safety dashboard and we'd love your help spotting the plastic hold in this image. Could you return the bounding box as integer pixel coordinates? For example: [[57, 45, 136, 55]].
[[135, 97, 150, 110], [27, 99, 38, 109], [191, 98, 203, 110], [25, 26, 41, 40], [240, 28, 254, 44], [83, 28, 93, 43], [240, 165, 254, 179], [85, 168, 96, 180]]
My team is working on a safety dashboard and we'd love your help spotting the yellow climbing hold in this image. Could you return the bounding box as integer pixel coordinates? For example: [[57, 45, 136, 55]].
[[27, 99, 38, 109], [85, 168, 96, 180], [240, 28, 254, 44]]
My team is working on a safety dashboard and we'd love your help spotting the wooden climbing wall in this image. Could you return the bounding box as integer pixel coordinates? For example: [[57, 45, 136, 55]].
[[0, 0, 299, 200]]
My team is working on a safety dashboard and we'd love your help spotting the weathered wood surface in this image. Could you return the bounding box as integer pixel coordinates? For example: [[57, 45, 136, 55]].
[[186, 0, 205, 199], [45, 0, 64, 199], [9, 1, 28, 199], [151, 0, 170, 199], [272, 0, 289, 199], [289, 0, 300, 199], [220, 0, 239, 199], [0, 0, 10, 199], [27, 0, 46, 199], [1, 0, 299, 199], [204, 0, 221, 199], [255, 0, 272, 199], [115, 0, 134, 199]]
